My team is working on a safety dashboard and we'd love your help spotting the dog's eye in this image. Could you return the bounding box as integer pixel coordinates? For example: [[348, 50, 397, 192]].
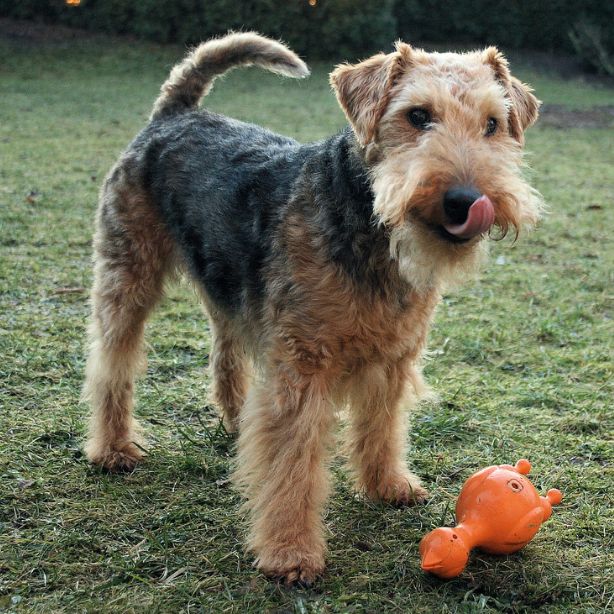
[[407, 108, 432, 130], [485, 117, 498, 136]]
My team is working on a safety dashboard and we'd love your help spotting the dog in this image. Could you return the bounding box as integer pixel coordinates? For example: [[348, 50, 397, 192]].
[[83, 32, 543, 585]]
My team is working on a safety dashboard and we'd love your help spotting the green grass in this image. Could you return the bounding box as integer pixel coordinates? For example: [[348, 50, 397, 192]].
[[1, 32, 613, 613]]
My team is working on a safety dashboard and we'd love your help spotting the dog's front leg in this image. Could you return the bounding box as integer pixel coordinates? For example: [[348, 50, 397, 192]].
[[234, 366, 334, 585], [346, 359, 428, 505]]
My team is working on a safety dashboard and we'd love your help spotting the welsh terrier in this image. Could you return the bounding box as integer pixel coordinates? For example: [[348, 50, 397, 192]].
[[83, 33, 543, 584]]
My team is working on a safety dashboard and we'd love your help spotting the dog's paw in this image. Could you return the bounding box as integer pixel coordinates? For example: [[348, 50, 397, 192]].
[[221, 413, 239, 435], [85, 438, 145, 472], [256, 546, 325, 587], [368, 470, 429, 506]]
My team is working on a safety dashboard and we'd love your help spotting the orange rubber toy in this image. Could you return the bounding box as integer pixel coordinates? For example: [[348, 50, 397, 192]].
[[420, 459, 562, 579]]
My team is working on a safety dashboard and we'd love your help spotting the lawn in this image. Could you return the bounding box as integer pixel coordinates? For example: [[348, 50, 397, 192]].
[[1, 26, 613, 613]]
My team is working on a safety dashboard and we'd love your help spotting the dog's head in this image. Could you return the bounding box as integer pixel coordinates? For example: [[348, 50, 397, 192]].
[[330, 43, 544, 291]]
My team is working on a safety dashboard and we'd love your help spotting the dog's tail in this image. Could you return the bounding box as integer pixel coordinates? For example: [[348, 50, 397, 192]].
[[151, 32, 309, 120]]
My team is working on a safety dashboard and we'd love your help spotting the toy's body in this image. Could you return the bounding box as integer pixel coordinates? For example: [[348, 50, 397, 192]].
[[420, 459, 562, 579]]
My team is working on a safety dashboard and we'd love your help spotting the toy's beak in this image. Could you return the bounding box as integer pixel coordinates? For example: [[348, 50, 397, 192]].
[[421, 552, 443, 571]]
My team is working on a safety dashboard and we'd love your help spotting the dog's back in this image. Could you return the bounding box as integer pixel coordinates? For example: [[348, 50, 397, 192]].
[[139, 111, 302, 313], [120, 30, 382, 317], [93, 33, 315, 316]]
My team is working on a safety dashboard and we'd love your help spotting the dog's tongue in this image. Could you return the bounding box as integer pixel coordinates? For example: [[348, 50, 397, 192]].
[[444, 195, 495, 239]]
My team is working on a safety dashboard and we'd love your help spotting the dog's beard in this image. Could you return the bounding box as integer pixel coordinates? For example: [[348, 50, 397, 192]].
[[389, 223, 488, 293]]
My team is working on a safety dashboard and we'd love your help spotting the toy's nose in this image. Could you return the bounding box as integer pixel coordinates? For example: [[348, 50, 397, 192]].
[[443, 186, 481, 224]]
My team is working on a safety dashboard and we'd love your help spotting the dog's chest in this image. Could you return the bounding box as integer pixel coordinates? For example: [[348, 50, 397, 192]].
[[279, 283, 440, 373], [340, 289, 439, 364]]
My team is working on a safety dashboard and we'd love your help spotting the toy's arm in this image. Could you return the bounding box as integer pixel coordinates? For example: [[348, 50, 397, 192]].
[[541, 488, 563, 521]]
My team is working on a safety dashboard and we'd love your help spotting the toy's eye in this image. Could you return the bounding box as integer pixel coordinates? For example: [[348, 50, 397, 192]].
[[507, 479, 524, 492], [408, 107, 432, 130], [485, 117, 498, 136]]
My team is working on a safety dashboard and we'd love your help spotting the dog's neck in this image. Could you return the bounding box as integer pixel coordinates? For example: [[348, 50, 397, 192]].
[[324, 126, 375, 208], [297, 128, 416, 300]]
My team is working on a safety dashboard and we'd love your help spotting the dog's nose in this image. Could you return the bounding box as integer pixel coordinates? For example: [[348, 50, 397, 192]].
[[443, 187, 482, 224]]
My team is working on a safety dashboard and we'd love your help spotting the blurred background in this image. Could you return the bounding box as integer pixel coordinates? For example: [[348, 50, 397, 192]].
[[1, 0, 613, 75]]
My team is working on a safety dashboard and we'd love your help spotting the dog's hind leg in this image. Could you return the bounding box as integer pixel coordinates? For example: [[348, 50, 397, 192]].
[[83, 170, 173, 471], [207, 310, 248, 433]]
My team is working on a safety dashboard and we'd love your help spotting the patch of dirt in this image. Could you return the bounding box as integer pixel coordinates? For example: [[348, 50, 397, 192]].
[[539, 104, 614, 129]]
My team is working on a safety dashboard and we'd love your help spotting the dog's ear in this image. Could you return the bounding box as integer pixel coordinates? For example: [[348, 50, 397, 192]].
[[508, 76, 540, 134], [483, 47, 540, 143], [330, 42, 413, 146]]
